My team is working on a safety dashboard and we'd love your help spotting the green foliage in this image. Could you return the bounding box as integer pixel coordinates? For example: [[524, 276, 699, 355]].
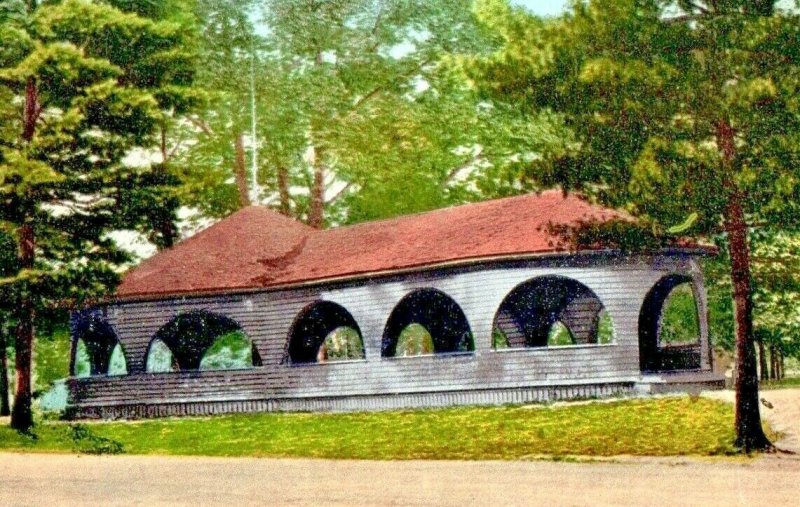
[[145, 339, 176, 373], [760, 376, 800, 390], [705, 230, 800, 357], [751, 230, 800, 357], [1, 0, 197, 428], [492, 327, 509, 349], [172, 0, 503, 226], [108, 343, 127, 375], [597, 310, 615, 344], [73, 339, 127, 377], [34, 325, 71, 390], [547, 321, 574, 346], [396, 323, 435, 356], [67, 423, 125, 455], [0, 0, 196, 307], [466, 0, 800, 234], [145, 330, 256, 372], [199, 330, 252, 370], [321, 326, 364, 361], [659, 284, 701, 346], [466, 0, 799, 447], [0, 397, 739, 458], [3, 324, 71, 395]]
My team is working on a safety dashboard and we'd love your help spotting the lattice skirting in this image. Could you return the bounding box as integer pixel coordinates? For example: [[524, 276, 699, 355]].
[[66, 382, 636, 420]]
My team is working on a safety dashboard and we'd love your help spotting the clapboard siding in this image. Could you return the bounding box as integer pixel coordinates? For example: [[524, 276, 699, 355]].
[[67, 254, 718, 418]]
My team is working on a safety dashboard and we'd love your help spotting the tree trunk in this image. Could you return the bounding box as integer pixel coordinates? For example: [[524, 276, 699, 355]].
[[757, 337, 768, 381], [307, 51, 326, 229], [11, 74, 39, 431], [778, 348, 785, 380], [157, 219, 176, 250], [724, 191, 772, 450], [152, 125, 178, 251], [725, 195, 771, 450], [717, 120, 771, 452], [22, 78, 38, 142], [308, 145, 325, 229], [11, 224, 35, 432], [0, 328, 10, 416], [770, 344, 778, 380], [233, 132, 252, 208], [277, 165, 291, 216]]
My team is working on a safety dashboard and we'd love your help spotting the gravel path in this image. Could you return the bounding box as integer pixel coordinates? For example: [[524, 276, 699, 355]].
[[703, 387, 800, 453]]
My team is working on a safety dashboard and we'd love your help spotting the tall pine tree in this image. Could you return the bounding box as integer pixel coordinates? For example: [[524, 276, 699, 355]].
[[0, 0, 195, 430], [468, 0, 800, 450]]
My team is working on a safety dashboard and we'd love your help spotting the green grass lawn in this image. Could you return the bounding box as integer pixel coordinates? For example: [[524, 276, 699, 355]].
[[0, 396, 738, 459]]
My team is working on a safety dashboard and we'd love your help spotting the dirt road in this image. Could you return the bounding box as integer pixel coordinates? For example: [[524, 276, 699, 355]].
[[1, 389, 799, 506], [1, 452, 799, 506]]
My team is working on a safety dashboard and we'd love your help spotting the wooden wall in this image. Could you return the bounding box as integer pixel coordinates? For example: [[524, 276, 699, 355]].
[[67, 253, 717, 418]]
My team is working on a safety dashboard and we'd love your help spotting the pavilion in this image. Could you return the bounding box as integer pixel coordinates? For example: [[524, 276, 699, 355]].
[[67, 190, 723, 419]]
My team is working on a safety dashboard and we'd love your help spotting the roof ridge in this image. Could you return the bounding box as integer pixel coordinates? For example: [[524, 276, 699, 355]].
[[120, 205, 312, 282], [322, 190, 570, 234], [175, 206, 312, 247], [116, 189, 689, 301]]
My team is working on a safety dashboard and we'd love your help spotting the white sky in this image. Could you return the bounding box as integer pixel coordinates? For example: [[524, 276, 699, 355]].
[[512, 0, 799, 15], [512, 0, 569, 16]]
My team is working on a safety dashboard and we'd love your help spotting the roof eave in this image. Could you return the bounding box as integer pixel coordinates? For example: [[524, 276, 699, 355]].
[[105, 246, 714, 305]]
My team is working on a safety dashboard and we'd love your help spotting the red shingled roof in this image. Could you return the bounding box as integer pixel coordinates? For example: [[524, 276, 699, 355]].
[[115, 191, 643, 300]]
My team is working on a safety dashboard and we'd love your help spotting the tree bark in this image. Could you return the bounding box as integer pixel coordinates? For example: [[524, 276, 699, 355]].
[[307, 50, 326, 229], [770, 344, 778, 380], [11, 74, 39, 431], [724, 192, 771, 450], [0, 328, 10, 416], [717, 120, 771, 451], [156, 219, 176, 250], [233, 132, 251, 208], [22, 78, 39, 142], [757, 337, 768, 381], [308, 145, 325, 229], [277, 165, 291, 216], [153, 125, 177, 251], [11, 224, 35, 432]]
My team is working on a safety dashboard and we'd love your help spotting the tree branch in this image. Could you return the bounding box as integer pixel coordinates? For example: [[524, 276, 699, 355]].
[[347, 58, 433, 115], [188, 115, 215, 136], [443, 147, 484, 186], [325, 182, 354, 205]]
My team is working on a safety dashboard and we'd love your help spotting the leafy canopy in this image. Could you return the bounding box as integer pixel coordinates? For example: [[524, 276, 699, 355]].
[[0, 0, 196, 307], [467, 0, 800, 236]]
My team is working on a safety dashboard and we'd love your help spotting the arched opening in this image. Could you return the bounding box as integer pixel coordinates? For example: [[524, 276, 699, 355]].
[[145, 338, 178, 373], [382, 289, 473, 357], [71, 315, 128, 377], [287, 301, 365, 364], [144, 311, 261, 372], [639, 275, 702, 372], [492, 276, 613, 349]]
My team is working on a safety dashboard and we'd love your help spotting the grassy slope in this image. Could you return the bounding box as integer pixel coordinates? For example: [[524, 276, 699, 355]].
[[0, 397, 737, 458]]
